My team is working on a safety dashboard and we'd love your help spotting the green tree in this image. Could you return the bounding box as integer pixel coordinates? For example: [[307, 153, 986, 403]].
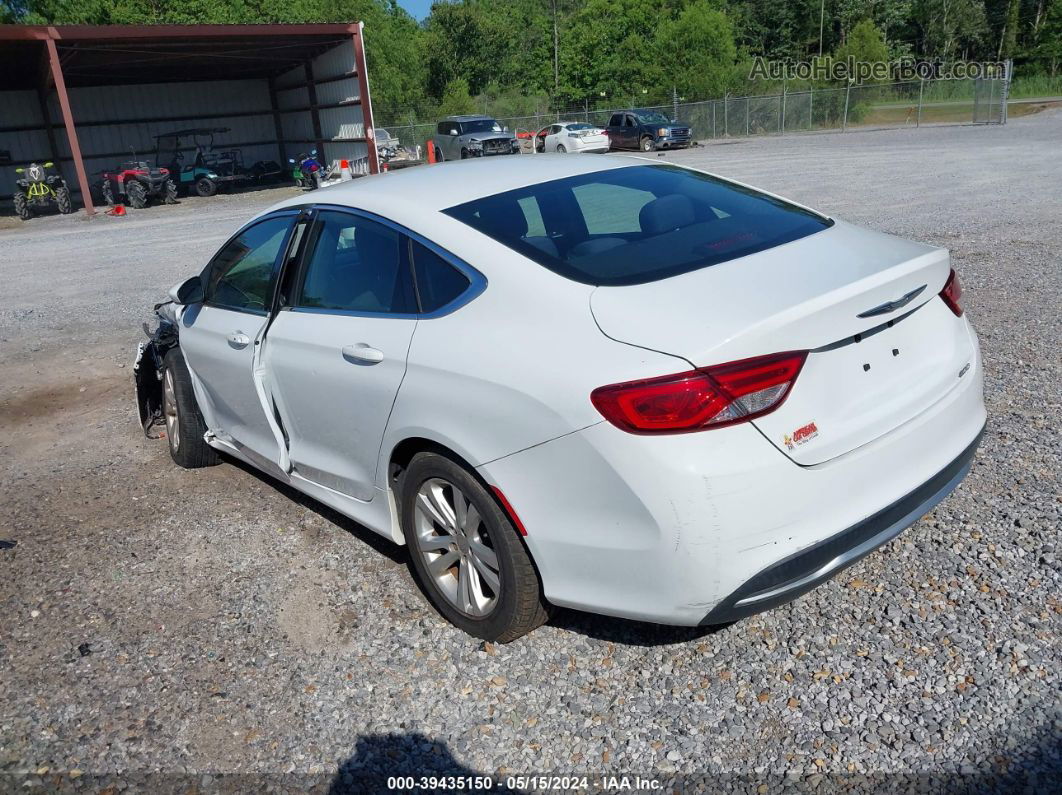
[[437, 76, 477, 116], [654, 1, 740, 100]]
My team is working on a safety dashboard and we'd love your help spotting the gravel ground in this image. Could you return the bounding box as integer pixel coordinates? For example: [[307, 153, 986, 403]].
[[1, 112, 1059, 793]]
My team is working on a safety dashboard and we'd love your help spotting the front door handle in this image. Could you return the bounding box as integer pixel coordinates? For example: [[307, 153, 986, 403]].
[[342, 343, 384, 364], [228, 331, 250, 349]]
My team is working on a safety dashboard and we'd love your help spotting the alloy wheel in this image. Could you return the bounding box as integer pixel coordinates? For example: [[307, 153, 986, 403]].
[[414, 478, 501, 617], [163, 368, 180, 452]]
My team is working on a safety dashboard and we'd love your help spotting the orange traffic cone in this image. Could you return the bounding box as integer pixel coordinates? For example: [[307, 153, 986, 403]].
[[426, 139, 436, 164], [108, 204, 126, 217]]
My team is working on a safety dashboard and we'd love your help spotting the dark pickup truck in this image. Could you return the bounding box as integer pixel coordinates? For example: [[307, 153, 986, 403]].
[[605, 109, 692, 152]]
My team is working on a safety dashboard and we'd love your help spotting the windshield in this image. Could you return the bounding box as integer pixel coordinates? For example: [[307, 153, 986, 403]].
[[637, 111, 671, 124], [443, 164, 833, 286], [462, 119, 503, 134]]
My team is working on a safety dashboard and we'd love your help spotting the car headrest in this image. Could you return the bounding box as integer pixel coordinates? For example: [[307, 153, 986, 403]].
[[475, 199, 528, 240], [639, 194, 695, 235]]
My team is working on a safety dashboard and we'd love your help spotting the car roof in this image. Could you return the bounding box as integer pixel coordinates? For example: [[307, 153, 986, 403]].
[[266, 155, 642, 218], [442, 115, 494, 122]]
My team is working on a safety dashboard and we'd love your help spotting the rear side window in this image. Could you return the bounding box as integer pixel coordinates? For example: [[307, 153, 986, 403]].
[[296, 211, 416, 314], [443, 164, 833, 286], [608, 114, 622, 127], [411, 241, 470, 313]]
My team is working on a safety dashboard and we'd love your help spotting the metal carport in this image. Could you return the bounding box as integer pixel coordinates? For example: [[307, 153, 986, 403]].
[[0, 24, 380, 215]]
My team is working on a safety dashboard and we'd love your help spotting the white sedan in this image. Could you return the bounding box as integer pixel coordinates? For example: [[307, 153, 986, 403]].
[[136, 156, 985, 642], [537, 121, 610, 153]]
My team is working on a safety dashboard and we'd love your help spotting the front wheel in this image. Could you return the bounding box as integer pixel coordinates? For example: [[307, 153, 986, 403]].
[[162, 179, 178, 204], [13, 192, 31, 220], [101, 180, 116, 207], [401, 453, 549, 642], [162, 348, 219, 469], [126, 180, 147, 209], [55, 186, 73, 214], [556, 144, 566, 153], [640, 136, 655, 152]]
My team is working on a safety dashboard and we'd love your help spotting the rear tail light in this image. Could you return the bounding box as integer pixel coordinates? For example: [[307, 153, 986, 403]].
[[940, 267, 964, 317], [591, 351, 807, 434]]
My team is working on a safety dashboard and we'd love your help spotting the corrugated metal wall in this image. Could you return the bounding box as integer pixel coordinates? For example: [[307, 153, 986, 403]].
[[0, 91, 53, 200], [275, 40, 369, 174]]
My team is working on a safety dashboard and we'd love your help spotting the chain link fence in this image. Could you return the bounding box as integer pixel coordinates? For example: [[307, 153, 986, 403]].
[[378, 69, 1012, 153]]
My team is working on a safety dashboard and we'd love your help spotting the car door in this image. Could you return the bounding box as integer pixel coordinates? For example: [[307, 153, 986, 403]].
[[622, 114, 639, 148], [263, 209, 418, 501], [606, 113, 623, 149], [439, 121, 460, 160], [179, 212, 299, 470]]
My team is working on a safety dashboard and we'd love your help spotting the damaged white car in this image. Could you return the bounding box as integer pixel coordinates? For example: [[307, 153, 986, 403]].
[[136, 156, 985, 641]]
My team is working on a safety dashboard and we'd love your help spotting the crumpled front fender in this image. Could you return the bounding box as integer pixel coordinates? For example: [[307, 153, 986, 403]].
[[133, 303, 180, 437]]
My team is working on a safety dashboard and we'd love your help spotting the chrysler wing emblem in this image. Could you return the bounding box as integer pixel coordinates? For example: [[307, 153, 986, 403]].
[[857, 284, 927, 318]]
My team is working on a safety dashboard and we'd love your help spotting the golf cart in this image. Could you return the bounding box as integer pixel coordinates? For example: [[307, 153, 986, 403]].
[[12, 161, 75, 220], [154, 128, 282, 195]]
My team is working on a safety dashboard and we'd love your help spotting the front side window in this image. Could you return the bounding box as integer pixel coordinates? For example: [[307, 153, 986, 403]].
[[608, 114, 623, 127], [443, 164, 833, 286], [296, 211, 415, 314], [204, 216, 292, 312]]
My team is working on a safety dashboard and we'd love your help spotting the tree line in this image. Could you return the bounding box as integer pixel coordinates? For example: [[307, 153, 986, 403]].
[[4, 0, 1060, 121]]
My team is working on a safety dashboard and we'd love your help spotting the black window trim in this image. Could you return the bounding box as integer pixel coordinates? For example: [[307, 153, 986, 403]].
[[283, 203, 486, 321], [200, 209, 302, 316]]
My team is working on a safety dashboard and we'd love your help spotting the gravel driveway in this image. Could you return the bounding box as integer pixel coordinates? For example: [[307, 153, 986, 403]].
[[1, 112, 1059, 793]]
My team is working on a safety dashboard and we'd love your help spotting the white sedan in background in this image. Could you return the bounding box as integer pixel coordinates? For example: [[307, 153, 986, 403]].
[[537, 122, 610, 153], [136, 156, 985, 642]]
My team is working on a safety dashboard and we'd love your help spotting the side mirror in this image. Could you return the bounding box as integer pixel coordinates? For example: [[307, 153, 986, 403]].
[[448, 128, 458, 136], [44, 161, 54, 167], [168, 275, 204, 305], [15, 168, 23, 173], [311, 149, 318, 155], [288, 158, 296, 164]]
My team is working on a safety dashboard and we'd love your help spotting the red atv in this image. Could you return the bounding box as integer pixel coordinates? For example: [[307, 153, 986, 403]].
[[98, 161, 178, 209]]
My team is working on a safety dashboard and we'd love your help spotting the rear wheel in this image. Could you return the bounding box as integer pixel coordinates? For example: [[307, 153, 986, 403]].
[[640, 136, 655, 152], [55, 186, 73, 214], [126, 180, 147, 209], [556, 143, 567, 153], [13, 192, 31, 220], [433, 145, 444, 162], [401, 452, 549, 642], [162, 348, 219, 469], [162, 179, 178, 204]]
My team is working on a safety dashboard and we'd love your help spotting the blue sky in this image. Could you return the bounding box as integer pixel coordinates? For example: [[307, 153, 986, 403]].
[[396, 0, 433, 21]]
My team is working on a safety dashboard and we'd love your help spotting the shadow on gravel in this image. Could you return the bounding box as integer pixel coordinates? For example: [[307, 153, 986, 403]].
[[329, 732, 510, 793], [221, 454, 406, 565], [549, 608, 734, 647]]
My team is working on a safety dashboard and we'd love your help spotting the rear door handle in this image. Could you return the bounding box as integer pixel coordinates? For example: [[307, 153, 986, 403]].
[[228, 331, 250, 348], [342, 343, 384, 364]]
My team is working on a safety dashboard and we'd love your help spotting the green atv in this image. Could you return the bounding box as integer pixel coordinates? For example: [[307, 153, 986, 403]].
[[13, 161, 74, 220]]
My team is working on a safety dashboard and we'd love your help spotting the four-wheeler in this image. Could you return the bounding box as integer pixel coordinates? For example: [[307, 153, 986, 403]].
[[98, 161, 177, 208], [605, 109, 692, 151], [12, 161, 74, 220]]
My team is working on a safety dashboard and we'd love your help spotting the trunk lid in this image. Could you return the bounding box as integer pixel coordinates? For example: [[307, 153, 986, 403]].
[[589, 220, 974, 464]]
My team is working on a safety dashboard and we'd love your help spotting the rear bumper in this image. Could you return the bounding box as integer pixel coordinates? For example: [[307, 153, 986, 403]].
[[478, 324, 985, 625], [700, 425, 983, 624]]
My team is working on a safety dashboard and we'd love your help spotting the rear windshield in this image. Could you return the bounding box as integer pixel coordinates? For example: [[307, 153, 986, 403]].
[[442, 164, 833, 286]]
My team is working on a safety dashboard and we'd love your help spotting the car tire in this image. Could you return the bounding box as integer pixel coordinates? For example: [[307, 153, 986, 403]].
[[195, 177, 218, 197], [162, 348, 220, 469], [13, 192, 31, 220], [126, 181, 148, 209], [556, 144, 566, 153], [162, 179, 179, 204], [640, 136, 655, 152], [401, 452, 550, 642], [433, 145, 443, 162]]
